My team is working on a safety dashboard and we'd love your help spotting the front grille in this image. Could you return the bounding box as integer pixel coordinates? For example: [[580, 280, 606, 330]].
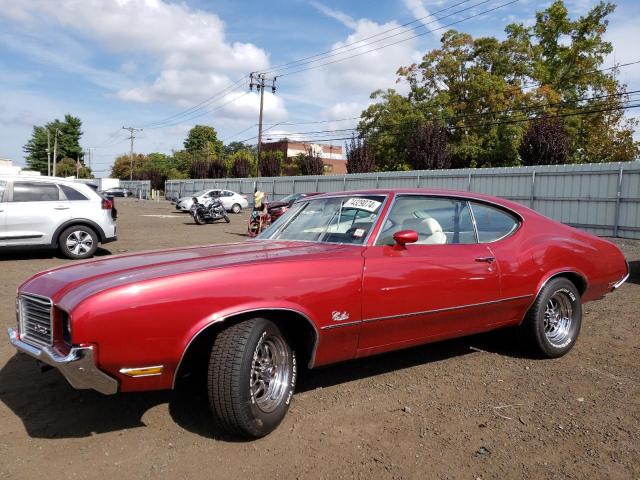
[[18, 294, 53, 347]]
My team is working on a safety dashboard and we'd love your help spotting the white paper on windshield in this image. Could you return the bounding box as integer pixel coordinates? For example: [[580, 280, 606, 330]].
[[343, 198, 382, 212]]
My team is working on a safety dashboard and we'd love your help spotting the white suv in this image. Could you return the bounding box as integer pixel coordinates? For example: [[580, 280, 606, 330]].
[[175, 189, 248, 213], [0, 175, 117, 259]]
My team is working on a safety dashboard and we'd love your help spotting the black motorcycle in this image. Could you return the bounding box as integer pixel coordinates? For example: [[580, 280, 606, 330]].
[[191, 196, 230, 225]]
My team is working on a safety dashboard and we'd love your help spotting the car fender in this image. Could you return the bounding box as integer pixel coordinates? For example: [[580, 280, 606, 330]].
[[172, 302, 320, 389], [51, 218, 108, 246]]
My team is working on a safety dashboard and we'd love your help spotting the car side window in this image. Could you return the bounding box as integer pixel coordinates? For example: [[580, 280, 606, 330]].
[[60, 185, 89, 201], [376, 196, 476, 245], [470, 202, 519, 242], [12, 182, 61, 202], [0, 180, 6, 201]]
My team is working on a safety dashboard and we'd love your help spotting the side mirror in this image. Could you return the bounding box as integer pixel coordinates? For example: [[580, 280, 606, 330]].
[[393, 230, 418, 248]]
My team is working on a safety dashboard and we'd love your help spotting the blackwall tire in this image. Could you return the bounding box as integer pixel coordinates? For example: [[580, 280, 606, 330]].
[[521, 278, 582, 358], [231, 203, 242, 214], [59, 226, 98, 259], [207, 318, 296, 438], [224, 215, 231, 223], [194, 212, 206, 225]]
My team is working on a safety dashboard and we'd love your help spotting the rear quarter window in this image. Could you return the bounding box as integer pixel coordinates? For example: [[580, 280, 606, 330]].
[[470, 202, 520, 242], [60, 184, 89, 201]]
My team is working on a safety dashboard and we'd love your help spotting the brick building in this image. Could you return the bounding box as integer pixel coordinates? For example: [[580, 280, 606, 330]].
[[261, 140, 347, 175]]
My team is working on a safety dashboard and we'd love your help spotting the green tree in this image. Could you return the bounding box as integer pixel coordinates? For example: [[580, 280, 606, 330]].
[[23, 115, 85, 174], [360, 1, 638, 169], [111, 153, 146, 180], [229, 149, 255, 178], [259, 150, 283, 177], [297, 149, 324, 176], [183, 125, 223, 157]]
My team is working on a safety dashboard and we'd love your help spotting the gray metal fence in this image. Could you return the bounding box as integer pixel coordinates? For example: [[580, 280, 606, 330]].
[[165, 162, 640, 239], [120, 180, 151, 199]]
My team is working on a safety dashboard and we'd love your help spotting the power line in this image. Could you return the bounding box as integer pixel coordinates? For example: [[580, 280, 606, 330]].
[[243, 91, 640, 142], [257, 0, 485, 76], [144, 90, 252, 130], [139, 76, 248, 128], [271, 0, 520, 78]]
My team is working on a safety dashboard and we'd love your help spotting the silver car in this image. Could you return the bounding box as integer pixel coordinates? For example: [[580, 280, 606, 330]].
[[0, 175, 117, 259], [175, 189, 248, 214]]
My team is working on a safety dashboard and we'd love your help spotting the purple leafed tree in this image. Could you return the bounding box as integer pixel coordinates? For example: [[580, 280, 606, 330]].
[[297, 148, 325, 176], [406, 122, 451, 170], [519, 116, 571, 166], [259, 151, 282, 177], [345, 135, 375, 173]]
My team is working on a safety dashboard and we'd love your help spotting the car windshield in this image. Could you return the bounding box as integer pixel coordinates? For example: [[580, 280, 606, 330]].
[[258, 195, 385, 244], [279, 193, 299, 203]]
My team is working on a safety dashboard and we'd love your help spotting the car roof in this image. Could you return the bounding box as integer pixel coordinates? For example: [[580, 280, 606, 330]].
[[309, 188, 531, 217], [0, 174, 89, 185]]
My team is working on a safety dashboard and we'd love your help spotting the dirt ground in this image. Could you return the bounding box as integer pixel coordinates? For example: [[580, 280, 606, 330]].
[[0, 199, 638, 480]]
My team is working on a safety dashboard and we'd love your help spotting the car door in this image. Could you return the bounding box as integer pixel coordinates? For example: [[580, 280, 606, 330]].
[[2, 181, 71, 245], [0, 179, 7, 246], [358, 195, 502, 355], [218, 190, 234, 210]]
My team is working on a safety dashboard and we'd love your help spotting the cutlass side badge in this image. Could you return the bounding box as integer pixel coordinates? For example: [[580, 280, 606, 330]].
[[331, 311, 350, 322]]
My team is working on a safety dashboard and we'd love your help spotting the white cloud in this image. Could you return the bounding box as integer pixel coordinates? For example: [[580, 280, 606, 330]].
[[0, 0, 270, 106], [309, 1, 358, 29], [403, 0, 443, 41]]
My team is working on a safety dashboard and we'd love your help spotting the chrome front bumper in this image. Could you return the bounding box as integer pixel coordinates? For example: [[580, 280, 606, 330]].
[[7, 328, 118, 395], [613, 261, 630, 289]]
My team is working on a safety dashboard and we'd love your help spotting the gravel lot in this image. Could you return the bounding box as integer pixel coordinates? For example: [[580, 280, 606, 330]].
[[1, 198, 638, 479]]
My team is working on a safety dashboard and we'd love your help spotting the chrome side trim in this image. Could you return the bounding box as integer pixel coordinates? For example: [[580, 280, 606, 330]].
[[320, 320, 362, 330], [171, 307, 321, 389], [362, 294, 533, 324], [7, 328, 118, 395], [613, 261, 630, 289]]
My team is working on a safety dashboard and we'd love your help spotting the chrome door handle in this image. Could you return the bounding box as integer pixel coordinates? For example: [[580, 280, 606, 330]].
[[475, 256, 495, 263], [54, 206, 70, 210]]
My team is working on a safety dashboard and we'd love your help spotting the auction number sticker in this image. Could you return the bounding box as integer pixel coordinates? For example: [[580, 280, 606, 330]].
[[343, 198, 382, 212]]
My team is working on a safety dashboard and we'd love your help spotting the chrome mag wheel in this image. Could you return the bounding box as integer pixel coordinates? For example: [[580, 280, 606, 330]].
[[543, 291, 573, 347], [250, 335, 291, 413], [66, 230, 94, 256]]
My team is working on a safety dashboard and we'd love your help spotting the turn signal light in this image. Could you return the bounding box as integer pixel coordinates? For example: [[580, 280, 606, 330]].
[[119, 365, 164, 377]]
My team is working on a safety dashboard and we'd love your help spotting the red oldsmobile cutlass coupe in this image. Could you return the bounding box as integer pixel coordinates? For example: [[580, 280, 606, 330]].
[[8, 189, 629, 438]]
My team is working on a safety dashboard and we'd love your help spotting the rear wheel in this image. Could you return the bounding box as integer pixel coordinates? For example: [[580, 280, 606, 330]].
[[521, 278, 582, 358], [208, 318, 296, 438], [224, 215, 230, 223], [231, 203, 242, 214], [59, 226, 98, 259]]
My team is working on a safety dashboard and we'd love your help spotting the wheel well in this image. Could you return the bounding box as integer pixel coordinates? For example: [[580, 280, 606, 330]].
[[53, 221, 104, 246], [173, 309, 318, 390], [547, 271, 587, 297]]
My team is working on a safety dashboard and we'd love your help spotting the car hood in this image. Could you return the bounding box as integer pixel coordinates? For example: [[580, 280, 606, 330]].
[[267, 201, 289, 209], [19, 241, 350, 310]]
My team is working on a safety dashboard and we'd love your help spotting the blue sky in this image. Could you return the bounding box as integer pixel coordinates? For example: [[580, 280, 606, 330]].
[[0, 0, 639, 176]]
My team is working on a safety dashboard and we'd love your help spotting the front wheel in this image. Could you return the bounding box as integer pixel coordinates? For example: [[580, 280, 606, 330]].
[[193, 211, 206, 225], [521, 278, 582, 358], [224, 215, 230, 223], [208, 318, 296, 438]]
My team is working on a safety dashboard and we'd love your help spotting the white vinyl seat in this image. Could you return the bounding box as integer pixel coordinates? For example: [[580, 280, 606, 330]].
[[401, 217, 447, 245]]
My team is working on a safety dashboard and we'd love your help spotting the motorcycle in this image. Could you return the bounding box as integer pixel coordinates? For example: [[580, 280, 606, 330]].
[[247, 208, 271, 237], [191, 196, 230, 225]]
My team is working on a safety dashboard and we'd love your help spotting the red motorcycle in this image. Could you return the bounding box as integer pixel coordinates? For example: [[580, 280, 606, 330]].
[[247, 209, 271, 237]]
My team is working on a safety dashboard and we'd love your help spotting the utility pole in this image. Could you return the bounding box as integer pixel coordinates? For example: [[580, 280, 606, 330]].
[[249, 73, 277, 177], [122, 126, 143, 180], [46, 129, 51, 176], [52, 128, 60, 177]]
